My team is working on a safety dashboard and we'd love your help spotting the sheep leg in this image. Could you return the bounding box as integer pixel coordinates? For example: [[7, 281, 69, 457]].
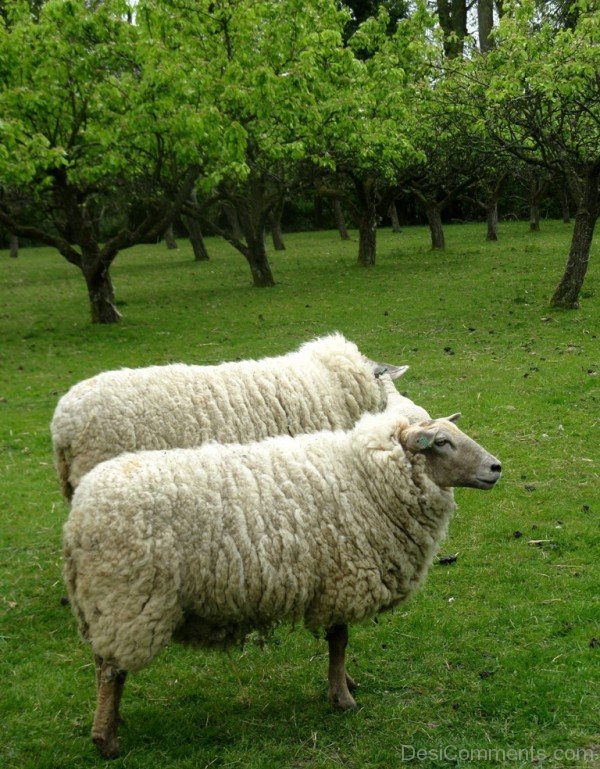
[[92, 656, 126, 759], [94, 655, 127, 724], [326, 624, 357, 710]]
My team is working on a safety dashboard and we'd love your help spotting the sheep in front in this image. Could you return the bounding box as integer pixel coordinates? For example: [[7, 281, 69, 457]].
[[62, 382, 501, 758], [51, 333, 407, 500]]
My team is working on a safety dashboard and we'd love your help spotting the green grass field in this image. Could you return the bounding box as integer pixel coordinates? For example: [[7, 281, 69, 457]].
[[1, 221, 598, 768]]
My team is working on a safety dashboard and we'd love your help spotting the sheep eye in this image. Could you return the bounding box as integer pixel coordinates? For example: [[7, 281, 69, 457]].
[[434, 438, 449, 447]]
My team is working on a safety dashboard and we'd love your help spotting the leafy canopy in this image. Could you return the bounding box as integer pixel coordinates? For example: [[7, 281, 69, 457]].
[[0, 0, 244, 197], [483, 0, 600, 172]]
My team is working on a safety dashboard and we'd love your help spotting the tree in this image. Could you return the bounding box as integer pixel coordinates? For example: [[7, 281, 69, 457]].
[[311, 6, 430, 265], [156, 0, 353, 287], [0, 1, 242, 322], [404, 62, 488, 250], [482, 0, 600, 308]]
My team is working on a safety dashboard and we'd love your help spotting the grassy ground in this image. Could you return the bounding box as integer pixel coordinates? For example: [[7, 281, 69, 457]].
[[0, 221, 598, 769]]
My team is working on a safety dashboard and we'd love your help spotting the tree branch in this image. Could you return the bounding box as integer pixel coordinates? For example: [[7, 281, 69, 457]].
[[0, 206, 82, 266], [313, 181, 359, 219], [100, 165, 201, 263]]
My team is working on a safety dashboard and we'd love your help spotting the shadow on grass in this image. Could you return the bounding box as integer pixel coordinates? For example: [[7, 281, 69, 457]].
[[119, 683, 360, 762]]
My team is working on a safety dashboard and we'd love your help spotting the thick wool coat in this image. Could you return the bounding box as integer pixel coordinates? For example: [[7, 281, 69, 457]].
[[51, 334, 385, 499], [63, 410, 455, 673]]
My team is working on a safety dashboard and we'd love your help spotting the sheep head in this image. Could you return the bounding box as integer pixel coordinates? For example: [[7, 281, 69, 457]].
[[395, 415, 502, 490]]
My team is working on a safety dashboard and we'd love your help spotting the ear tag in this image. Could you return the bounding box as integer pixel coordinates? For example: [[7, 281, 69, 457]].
[[374, 366, 389, 379], [416, 436, 431, 449]]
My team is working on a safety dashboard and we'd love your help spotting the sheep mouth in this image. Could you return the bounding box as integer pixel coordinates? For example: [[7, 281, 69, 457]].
[[475, 476, 500, 489]]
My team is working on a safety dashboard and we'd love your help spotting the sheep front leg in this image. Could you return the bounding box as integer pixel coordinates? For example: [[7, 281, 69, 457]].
[[92, 656, 127, 759], [326, 624, 357, 710]]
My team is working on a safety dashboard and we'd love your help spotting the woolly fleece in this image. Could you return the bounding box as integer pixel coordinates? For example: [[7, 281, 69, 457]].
[[51, 334, 386, 498], [63, 409, 455, 673]]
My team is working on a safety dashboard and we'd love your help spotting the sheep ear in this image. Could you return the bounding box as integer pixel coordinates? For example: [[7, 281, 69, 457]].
[[402, 425, 438, 452], [444, 413, 461, 423], [367, 359, 409, 380], [385, 364, 409, 381]]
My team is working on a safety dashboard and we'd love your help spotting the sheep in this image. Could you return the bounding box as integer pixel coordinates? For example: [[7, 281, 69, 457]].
[[62, 382, 502, 758], [51, 333, 408, 500]]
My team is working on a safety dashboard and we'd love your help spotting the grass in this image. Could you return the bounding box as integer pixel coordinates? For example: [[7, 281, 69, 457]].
[[0, 220, 598, 769]]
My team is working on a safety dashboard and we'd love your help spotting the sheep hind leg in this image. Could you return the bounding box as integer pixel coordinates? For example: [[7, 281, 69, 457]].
[[92, 656, 127, 758], [94, 655, 126, 725], [326, 624, 357, 710]]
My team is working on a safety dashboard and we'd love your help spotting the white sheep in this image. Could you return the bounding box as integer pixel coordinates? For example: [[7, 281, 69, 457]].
[[51, 333, 407, 499], [62, 384, 501, 757]]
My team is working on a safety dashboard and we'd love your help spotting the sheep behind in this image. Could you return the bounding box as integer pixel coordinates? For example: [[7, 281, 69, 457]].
[[51, 333, 407, 499]]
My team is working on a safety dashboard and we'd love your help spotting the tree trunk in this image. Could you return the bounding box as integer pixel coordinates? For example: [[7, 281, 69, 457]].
[[223, 203, 242, 241], [184, 216, 209, 261], [164, 224, 178, 249], [9, 233, 18, 258], [333, 199, 350, 240], [389, 201, 402, 233], [477, 0, 494, 52], [560, 182, 571, 224], [529, 175, 547, 231], [426, 205, 445, 250], [551, 172, 598, 309], [96, 206, 106, 242], [238, 205, 275, 286], [486, 201, 499, 241], [245, 235, 275, 287], [270, 207, 285, 251], [438, 0, 467, 58], [529, 201, 541, 231], [357, 206, 377, 266], [84, 266, 121, 324]]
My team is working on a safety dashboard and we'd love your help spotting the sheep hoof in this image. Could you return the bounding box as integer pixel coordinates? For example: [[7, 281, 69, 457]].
[[329, 690, 357, 710], [92, 735, 121, 759]]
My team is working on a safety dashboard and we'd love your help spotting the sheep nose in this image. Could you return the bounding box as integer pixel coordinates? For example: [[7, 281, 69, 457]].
[[491, 463, 502, 474]]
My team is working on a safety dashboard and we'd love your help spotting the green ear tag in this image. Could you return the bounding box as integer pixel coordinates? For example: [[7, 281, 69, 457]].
[[417, 436, 430, 449]]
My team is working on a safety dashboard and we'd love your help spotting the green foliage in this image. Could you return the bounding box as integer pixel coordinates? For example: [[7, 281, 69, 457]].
[[342, 0, 410, 40], [405, 65, 485, 202], [1, 2, 134, 188], [0, 0, 244, 208], [317, 3, 433, 181], [146, 0, 353, 175], [483, 0, 600, 170], [1, 222, 599, 767]]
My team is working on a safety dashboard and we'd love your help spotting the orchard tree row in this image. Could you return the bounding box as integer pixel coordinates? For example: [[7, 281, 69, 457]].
[[0, 0, 598, 322]]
